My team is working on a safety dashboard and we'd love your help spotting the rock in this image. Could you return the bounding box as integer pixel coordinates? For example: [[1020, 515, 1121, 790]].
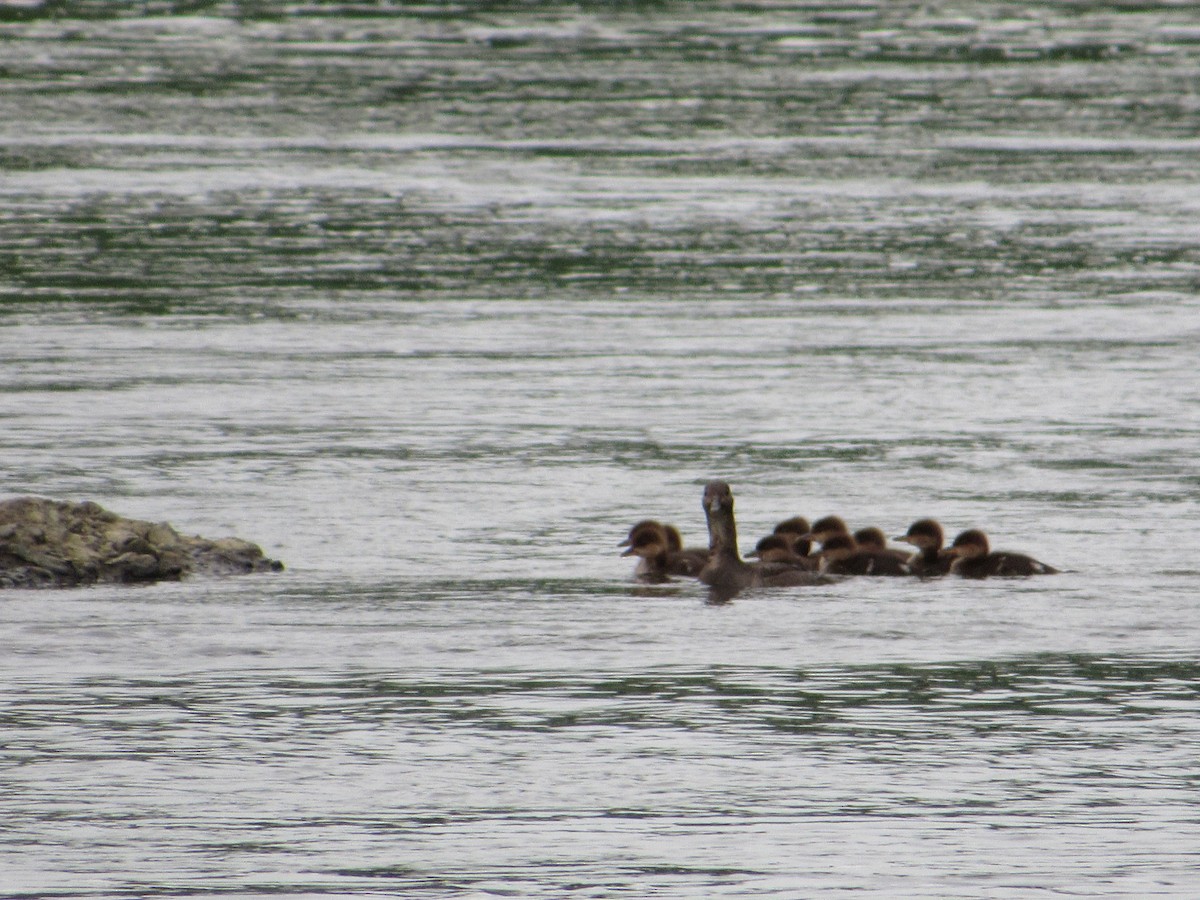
[[188, 536, 284, 576], [106, 551, 163, 583], [0, 496, 284, 589]]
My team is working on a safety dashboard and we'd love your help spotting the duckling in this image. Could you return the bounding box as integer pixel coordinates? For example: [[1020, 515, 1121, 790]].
[[946, 528, 1059, 578], [746, 534, 818, 571], [893, 518, 954, 577], [771, 516, 813, 556], [619, 520, 708, 581], [657, 522, 710, 575], [853, 526, 913, 564], [698, 481, 830, 597], [800, 515, 852, 553], [618, 520, 675, 583], [817, 532, 912, 577]]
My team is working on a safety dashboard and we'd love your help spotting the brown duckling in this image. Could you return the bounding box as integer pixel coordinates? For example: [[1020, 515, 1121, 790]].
[[893, 519, 954, 577], [803, 515, 852, 550], [747, 534, 819, 571], [658, 522, 710, 575], [946, 528, 1059, 578], [771, 516, 813, 556], [817, 532, 913, 577], [853, 526, 913, 564], [698, 481, 830, 596], [619, 520, 708, 581]]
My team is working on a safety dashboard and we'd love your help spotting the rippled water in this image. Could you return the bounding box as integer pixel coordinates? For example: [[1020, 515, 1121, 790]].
[[2, 1, 1200, 896]]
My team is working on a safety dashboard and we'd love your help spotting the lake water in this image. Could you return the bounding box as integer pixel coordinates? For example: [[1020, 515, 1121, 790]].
[[2, 1, 1200, 896]]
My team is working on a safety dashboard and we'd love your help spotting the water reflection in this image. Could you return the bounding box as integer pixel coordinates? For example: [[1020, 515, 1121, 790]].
[[13, 652, 1198, 743]]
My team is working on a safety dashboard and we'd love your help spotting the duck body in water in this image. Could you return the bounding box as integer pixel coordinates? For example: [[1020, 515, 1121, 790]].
[[853, 526, 914, 565], [747, 534, 819, 571], [698, 481, 830, 595], [656, 521, 710, 576], [770, 516, 814, 557], [817, 533, 913, 577], [946, 528, 1059, 578]]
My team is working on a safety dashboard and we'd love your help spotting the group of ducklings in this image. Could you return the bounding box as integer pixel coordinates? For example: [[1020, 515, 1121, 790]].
[[620, 479, 1058, 589]]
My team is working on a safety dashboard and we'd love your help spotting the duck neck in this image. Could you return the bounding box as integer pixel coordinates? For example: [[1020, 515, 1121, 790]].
[[705, 503, 741, 562]]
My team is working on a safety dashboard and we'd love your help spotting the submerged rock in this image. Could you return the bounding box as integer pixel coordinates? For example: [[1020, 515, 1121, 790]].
[[0, 496, 283, 589]]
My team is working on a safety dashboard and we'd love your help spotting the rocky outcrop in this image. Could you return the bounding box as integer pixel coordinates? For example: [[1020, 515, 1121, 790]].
[[0, 496, 283, 589]]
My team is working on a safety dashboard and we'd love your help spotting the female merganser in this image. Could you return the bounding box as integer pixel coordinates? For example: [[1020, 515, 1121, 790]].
[[698, 481, 829, 596], [893, 519, 954, 577], [817, 532, 912, 576], [619, 520, 708, 581], [946, 528, 1059, 578]]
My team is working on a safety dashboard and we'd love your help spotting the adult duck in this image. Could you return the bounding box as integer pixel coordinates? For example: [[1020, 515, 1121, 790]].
[[698, 481, 829, 596]]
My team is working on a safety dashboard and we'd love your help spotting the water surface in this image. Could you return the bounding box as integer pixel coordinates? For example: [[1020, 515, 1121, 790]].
[[2, 2, 1200, 897]]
